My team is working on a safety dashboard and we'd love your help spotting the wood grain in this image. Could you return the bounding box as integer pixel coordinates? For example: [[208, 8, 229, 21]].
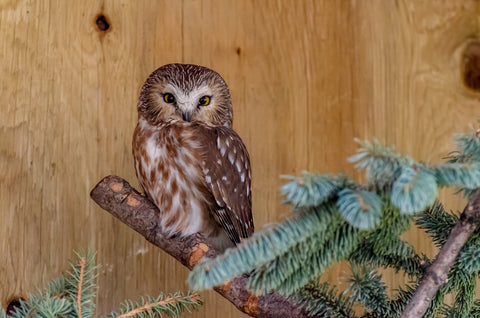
[[1, 1, 479, 317]]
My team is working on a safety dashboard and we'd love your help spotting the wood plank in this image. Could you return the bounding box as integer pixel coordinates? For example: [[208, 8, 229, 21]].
[[1, 0, 480, 317]]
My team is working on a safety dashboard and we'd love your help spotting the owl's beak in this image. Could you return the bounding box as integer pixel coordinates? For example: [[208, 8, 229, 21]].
[[182, 111, 192, 122]]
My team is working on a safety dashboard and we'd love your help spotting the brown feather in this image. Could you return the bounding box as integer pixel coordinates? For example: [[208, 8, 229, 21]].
[[192, 124, 254, 243], [133, 63, 254, 250]]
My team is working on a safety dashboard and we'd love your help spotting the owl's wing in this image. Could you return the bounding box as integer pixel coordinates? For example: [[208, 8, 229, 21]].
[[193, 124, 254, 244]]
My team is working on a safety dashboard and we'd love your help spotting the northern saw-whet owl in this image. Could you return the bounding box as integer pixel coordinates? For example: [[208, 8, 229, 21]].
[[132, 64, 254, 252]]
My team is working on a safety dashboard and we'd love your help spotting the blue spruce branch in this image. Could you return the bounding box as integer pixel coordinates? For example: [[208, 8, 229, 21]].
[[247, 213, 344, 293], [336, 189, 382, 230], [188, 203, 341, 290], [291, 282, 355, 318], [433, 162, 480, 189], [103, 291, 202, 318], [281, 173, 349, 208], [349, 138, 415, 188], [254, 223, 360, 296], [3, 251, 202, 318], [416, 201, 457, 247], [65, 250, 98, 318], [390, 166, 438, 214], [447, 129, 480, 164], [346, 265, 390, 315]]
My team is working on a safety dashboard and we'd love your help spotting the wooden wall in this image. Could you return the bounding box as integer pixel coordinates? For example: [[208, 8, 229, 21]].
[[2, 0, 480, 316]]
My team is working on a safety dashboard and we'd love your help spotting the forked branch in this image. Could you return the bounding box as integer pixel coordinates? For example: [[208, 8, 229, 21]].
[[90, 175, 309, 318], [401, 190, 480, 317]]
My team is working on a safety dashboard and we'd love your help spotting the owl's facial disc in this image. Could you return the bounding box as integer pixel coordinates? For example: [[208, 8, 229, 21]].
[[139, 64, 233, 127], [164, 84, 213, 122]]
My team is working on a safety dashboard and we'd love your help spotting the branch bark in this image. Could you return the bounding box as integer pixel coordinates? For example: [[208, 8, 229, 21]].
[[401, 190, 480, 318], [90, 175, 310, 318]]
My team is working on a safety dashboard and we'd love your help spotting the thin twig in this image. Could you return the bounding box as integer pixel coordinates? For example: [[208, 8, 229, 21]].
[[77, 258, 86, 318], [401, 190, 480, 317], [116, 295, 192, 318]]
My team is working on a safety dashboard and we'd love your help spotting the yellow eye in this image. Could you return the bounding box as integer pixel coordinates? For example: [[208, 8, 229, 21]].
[[198, 96, 211, 106], [163, 93, 175, 104]]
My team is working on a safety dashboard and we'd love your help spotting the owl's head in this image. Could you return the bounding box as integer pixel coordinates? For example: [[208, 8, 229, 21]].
[[137, 64, 233, 127]]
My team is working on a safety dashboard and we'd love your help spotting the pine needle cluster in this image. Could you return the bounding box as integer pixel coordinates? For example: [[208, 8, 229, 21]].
[[3, 251, 202, 318], [188, 129, 480, 317]]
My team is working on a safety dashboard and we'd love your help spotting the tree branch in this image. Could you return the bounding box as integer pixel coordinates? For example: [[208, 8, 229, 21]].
[[401, 190, 480, 318], [90, 175, 310, 318]]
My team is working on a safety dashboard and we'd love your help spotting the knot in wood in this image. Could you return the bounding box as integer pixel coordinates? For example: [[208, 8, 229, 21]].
[[242, 294, 259, 316], [6, 297, 24, 316], [95, 14, 110, 31], [188, 243, 209, 268], [126, 194, 140, 207], [217, 280, 232, 293], [109, 182, 124, 192], [462, 41, 480, 92]]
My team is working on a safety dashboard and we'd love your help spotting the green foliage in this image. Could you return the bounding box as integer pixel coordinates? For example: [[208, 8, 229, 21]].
[[417, 201, 480, 276], [104, 292, 202, 318], [447, 130, 480, 164], [416, 201, 456, 247], [453, 275, 476, 317], [386, 284, 416, 317], [433, 162, 480, 189], [456, 243, 480, 275], [281, 173, 348, 208], [391, 167, 438, 214], [337, 189, 382, 230], [291, 282, 355, 318], [66, 250, 98, 318], [349, 203, 428, 279], [467, 300, 480, 317], [6, 251, 96, 318], [247, 212, 344, 294], [348, 138, 415, 188], [187, 128, 480, 317], [188, 203, 347, 290], [250, 223, 360, 295], [3, 251, 201, 318], [346, 266, 389, 315]]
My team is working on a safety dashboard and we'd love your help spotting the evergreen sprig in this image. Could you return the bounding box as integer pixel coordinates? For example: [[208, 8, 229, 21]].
[[188, 203, 341, 290], [66, 250, 98, 318], [456, 243, 480, 275], [350, 202, 426, 279], [390, 166, 438, 214], [350, 234, 427, 280], [247, 212, 345, 294], [4, 251, 202, 318], [433, 162, 480, 189], [416, 201, 457, 247], [447, 129, 480, 164], [6, 251, 97, 318], [453, 275, 476, 317], [281, 173, 348, 208], [467, 300, 480, 317], [291, 282, 355, 318], [336, 189, 382, 230], [250, 223, 360, 295], [348, 138, 415, 187], [385, 284, 416, 318], [104, 292, 202, 318], [346, 266, 390, 315]]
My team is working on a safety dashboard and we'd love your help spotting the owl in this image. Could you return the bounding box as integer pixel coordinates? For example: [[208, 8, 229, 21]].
[[132, 63, 254, 252]]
